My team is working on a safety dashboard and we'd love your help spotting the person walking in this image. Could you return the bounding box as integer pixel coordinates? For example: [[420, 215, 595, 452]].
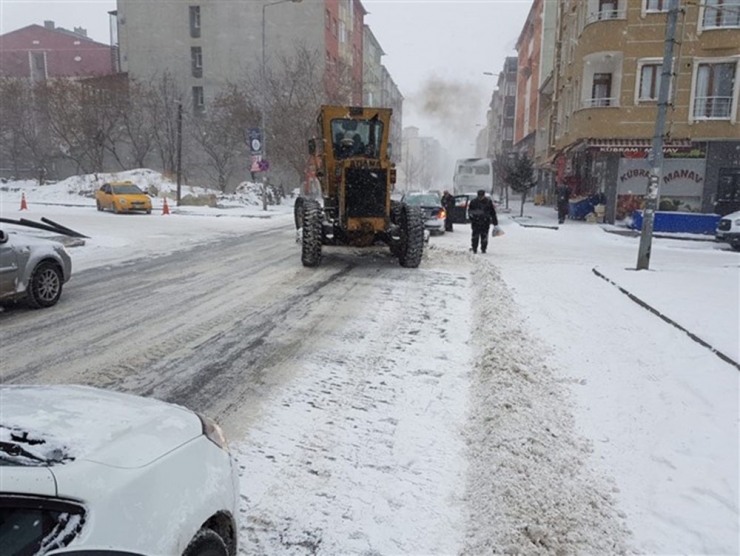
[[441, 190, 455, 232], [556, 183, 571, 224], [468, 189, 498, 254]]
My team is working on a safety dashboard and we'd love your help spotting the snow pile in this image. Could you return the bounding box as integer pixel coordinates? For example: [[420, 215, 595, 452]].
[[458, 252, 633, 555]]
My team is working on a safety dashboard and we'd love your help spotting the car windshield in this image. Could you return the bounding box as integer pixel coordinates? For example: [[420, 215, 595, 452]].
[[111, 185, 144, 195], [404, 194, 440, 206], [330, 118, 384, 160]]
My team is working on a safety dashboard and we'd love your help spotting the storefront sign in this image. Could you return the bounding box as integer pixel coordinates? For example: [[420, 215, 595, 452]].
[[617, 158, 706, 198]]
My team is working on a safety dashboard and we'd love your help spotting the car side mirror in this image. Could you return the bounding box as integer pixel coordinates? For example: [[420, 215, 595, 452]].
[[0, 230, 6, 244], [308, 138, 317, 156]]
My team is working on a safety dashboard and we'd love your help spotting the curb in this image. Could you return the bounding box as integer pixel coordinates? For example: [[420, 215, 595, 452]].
[[592, 267, 739, 371]]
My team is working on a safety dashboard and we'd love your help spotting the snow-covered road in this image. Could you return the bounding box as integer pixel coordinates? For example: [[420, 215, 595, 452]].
[[1, 190, 737, 555]]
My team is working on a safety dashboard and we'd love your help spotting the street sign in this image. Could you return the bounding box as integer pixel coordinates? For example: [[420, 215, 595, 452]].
[[247, 128, 263, 155], [250, 155, 261, 173], [258, 159, 270, 172]]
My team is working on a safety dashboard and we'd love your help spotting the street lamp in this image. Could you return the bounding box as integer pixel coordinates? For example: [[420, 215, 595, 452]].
[[260, 0, 302, 209]]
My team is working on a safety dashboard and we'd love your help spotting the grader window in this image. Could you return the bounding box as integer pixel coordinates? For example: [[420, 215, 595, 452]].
[[331, 119, 384, 160]]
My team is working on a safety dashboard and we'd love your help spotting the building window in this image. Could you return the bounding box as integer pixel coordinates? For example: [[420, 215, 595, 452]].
[[192, 86, 204, 113], [30, 51, 47, 81], [600, 0, 619, 18], [325, 9, 330, 29], [189, 6, 201, 38], [339, 20, 346, 43], [644, 0, 668, 12], [693, 61, 736, 119], [504, 127, 514, 141], [702, 0, 740, 29], [638, 63, 661, 101], [191, 47, 202, 78], [590, 73, 613, 107]]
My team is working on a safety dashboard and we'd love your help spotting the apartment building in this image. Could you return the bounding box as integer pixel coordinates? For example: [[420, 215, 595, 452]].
[[363, 25, 384, 107], [552, 0, 740, 221], [114, 0, 366, 111], [400, 126, 445, 191], [381, 66, 404, 163], [0, 21, 114, 80], [488, 57, 518, 158]]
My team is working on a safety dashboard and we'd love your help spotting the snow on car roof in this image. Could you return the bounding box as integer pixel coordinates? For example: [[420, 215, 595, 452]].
[[0, 385, 200, 468]]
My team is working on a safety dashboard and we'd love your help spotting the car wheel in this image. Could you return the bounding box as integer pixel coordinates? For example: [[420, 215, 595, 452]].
[[146, 208, 152, 214], [96, 200, 103, 211], [182, 529, 228, 556], [26, 261, 63, 309], [112, 203, 119, 214]]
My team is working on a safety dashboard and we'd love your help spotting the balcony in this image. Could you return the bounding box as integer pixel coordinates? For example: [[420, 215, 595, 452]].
[[582, 97, 619, 109], [585, 4, 627, 25], [693, 96, 733, 119]]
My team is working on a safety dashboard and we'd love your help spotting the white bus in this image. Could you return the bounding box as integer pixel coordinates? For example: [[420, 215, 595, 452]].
[[452, 158, 493, 196]]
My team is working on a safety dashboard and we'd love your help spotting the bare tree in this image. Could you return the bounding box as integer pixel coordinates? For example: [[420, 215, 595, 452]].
[[37, 79, 117, 173], [146, 72, 185, 176], [190, 85, 251, 192], [118, 79, 155, 169], [0, 79, 30, 177]]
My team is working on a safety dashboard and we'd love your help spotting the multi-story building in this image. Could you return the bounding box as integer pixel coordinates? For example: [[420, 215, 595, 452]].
[[114, 0, 366, 111], [381, 65, 404, 164], [363, 25, 384, 107], [552, 0, 740, 221], [401, 126, 445, 191], [0, 21, 114, 80]]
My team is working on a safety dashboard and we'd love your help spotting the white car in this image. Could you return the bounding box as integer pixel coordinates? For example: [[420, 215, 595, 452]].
[[0, 228, 72, 308], [716, 210, 740, 251], [0, 385, 239, 556]]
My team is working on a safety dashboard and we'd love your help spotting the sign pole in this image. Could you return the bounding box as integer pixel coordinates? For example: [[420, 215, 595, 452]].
[[636, 0, 680, 270]]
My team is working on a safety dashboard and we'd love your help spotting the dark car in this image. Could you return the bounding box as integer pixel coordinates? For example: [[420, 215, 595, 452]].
[[401, 192, 446, 235]]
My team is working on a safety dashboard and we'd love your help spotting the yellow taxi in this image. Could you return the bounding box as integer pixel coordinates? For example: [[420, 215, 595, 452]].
[[95, 181, 152, 214]]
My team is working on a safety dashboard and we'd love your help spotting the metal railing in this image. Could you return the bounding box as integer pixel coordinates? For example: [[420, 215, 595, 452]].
[[693, 96, 733, 118], [582, 97, 619, 108], [585, 5, 627, 25]]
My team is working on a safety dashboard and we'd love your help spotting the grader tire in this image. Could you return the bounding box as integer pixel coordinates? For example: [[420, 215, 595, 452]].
[[398, 205, 424, 268], [301, 199, 323, 267]]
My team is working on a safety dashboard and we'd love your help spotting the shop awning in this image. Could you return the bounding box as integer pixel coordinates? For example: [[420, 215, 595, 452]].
[[584, 138, 693, 151]]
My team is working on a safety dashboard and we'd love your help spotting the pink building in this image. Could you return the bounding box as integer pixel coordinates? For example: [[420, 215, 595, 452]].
[[0, 21, 114, 80]]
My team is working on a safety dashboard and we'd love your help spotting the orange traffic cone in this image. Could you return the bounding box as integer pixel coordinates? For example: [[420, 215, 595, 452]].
[[20, 192, 28, 211], [162, 197, 170, 215]]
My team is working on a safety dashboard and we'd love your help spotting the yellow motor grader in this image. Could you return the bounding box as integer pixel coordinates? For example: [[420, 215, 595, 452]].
[[294, 105, 424, 268]]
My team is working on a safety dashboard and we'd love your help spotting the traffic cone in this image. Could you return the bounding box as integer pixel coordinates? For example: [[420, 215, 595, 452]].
[[20, 192, 28, 211], [162, 197, 170, 215]]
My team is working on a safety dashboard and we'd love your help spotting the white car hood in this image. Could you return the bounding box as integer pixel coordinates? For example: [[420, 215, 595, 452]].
[[0, 385, 202, 469]]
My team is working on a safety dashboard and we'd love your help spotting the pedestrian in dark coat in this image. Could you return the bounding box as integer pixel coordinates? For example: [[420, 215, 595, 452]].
[[441, 190, 455, 232], [468, 189, 498, 254], [556, 184, 571, 224]]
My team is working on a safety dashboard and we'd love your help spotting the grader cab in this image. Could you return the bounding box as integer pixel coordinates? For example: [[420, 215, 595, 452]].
[[294, 105, 424, 268]]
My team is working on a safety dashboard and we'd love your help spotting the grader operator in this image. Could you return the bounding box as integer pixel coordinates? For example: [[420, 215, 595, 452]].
[[294, 105, 424, 268]]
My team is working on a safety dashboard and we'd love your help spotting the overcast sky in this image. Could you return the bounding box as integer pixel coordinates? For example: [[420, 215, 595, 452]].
[[0, 0, 531, 161]]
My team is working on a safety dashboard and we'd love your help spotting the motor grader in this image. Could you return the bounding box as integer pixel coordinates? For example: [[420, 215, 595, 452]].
[[294, 105, 424, 268]]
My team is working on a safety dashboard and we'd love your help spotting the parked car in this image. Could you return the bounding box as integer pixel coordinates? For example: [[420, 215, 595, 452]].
[[0, 385, 239, 556], [401, 192, 446, 235], [95, 181, 152, 214], [716, 210, 740, 251], [0, 229, 72, 308]]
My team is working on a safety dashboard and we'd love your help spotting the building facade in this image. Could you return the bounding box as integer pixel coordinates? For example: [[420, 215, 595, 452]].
[[381, 66, 404, 164], [552, 0, 740, 221], [0, 22, 114, 80], [363, 25, 384, 107], [115, 0, 366, 111]]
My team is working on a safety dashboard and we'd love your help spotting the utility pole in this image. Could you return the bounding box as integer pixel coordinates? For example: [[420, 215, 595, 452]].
[[176, 101, 183, 207], [636, 0, 680, 270]]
